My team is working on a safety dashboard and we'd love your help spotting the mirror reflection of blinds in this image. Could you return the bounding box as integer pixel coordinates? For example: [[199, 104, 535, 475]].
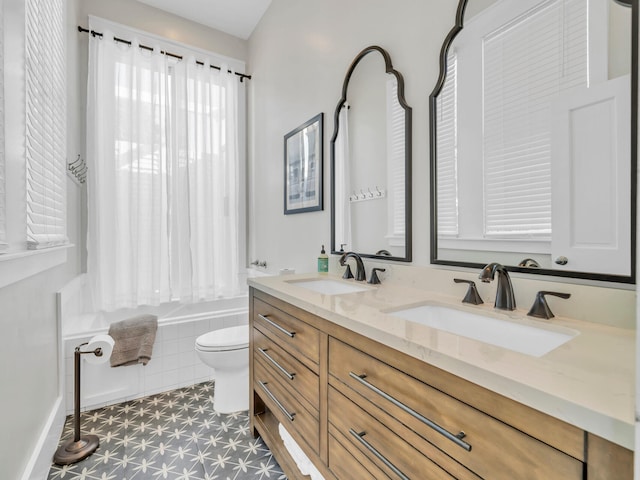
[[387, 78, 405, 237], [25, 0, 68, 249], [436, 49, 458, 236], [0, 1, 5, 253], [482, 0, 588, 237]]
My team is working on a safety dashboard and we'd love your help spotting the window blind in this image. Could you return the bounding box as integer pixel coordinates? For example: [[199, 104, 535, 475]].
[[0, 0, 5, 252], [0, 0, 7, 253], [436, 50, 458, 236], [387, 78, 405, 239], [483, 0, 588, 237], [25, 0, 67, 249]]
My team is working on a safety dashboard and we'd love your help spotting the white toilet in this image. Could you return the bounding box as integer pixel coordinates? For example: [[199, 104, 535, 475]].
[[195, 325, 249, 414]]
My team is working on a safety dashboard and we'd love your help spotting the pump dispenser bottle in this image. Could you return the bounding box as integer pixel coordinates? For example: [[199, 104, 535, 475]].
[[318, 245, 329, 273]]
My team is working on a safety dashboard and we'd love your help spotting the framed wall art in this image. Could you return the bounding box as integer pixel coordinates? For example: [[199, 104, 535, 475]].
[[284, 113, 323, 214]]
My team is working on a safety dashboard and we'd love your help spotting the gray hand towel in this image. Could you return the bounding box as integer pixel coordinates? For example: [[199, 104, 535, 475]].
[[108, 314, 158, 367]]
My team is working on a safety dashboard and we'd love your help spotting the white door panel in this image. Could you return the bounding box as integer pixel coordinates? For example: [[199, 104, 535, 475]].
[[551, 75, 631, 275]]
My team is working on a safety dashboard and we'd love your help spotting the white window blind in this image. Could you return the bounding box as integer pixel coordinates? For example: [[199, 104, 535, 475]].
[[436, 49, 458, 236], [386, 77, 405, 242], [25, 0, 68, 249], [0, 0, 5, 252], [483, 0, 588, 237]]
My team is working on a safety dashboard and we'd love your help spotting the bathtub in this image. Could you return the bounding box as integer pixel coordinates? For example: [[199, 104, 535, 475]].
[[58, 270, 266, 414]]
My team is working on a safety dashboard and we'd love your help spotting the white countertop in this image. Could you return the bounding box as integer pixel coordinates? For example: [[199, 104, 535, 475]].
[[248, 272, 635, 450]]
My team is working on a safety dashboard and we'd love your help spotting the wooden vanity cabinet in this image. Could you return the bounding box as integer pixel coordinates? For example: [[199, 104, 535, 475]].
[[249, 288, 633, 480], [328, 337, 583, 479], [250, 290, 332, 480]]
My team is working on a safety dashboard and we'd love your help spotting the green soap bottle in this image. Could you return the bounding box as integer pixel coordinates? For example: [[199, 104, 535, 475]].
[[318, 245, 329, 273]]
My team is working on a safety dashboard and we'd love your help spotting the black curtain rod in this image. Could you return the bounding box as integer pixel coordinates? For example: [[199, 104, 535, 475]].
[[77, 26, 251, 82]]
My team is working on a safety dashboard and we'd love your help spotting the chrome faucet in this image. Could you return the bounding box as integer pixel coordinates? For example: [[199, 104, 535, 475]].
[[479, 262, 516, 311], [340, 252, 366, 281]]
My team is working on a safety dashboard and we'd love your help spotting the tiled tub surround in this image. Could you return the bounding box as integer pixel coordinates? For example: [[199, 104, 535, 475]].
[[59, 274, 253, 414], [248, 269, 635, 451], [63, 308, 248, 414]]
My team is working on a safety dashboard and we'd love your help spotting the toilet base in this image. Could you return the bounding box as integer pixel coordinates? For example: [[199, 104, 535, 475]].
[[213, 367, 249, 414]]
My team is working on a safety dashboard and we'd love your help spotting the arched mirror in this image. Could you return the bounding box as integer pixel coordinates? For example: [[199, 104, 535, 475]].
[[331, 46, 412, 262], [430, 0, 636, 282]]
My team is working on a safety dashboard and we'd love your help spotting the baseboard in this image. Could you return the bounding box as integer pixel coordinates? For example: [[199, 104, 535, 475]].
[[21, 395, 65, 480]]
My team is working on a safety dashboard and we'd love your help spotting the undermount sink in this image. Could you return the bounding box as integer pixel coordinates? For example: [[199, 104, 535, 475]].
[[288, 278, 370, 295], [389, 304, 578, 357]]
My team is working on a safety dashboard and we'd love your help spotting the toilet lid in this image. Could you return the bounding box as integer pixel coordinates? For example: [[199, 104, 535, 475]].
[[196, 325, 249, 351]]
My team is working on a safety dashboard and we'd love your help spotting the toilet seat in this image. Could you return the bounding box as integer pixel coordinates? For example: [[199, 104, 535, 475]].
[[195, 325, 249, 352]]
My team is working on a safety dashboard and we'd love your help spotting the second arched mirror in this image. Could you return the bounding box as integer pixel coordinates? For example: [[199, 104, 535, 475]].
[[430, 0, 636, 283], [330, 45, 412, 262]]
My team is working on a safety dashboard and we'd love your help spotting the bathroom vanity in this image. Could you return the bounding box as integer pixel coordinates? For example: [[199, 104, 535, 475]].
[[248, 273, 633, 480]]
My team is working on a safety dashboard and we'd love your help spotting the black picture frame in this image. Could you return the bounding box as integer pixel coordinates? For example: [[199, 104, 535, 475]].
[[284, 113, 324, 214]]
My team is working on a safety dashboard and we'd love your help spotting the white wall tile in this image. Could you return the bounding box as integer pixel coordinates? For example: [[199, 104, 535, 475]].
[[178, 336, 194, 353], [163, 324, 179, 340], [63, 313, 246, 414], [161, 368, 179, 387], [194, 321, 210, 336], [143, 357, 163, 375], [163, 338, 180, 356], [178, 321, 195, 339]]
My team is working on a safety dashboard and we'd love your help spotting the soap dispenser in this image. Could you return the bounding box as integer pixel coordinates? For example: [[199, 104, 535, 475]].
[[318, 245, 329, 273]]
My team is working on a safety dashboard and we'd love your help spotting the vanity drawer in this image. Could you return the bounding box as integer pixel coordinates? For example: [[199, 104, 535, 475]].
[[253, 327, 319, 411], [329, 338, 583, 480], [328, 387, 455, 480], [254, 357, 319, 454], [253, 297, 320, 368], [328, 432, 385, 480]]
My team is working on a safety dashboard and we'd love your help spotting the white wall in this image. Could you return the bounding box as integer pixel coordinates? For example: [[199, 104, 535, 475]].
[[248, 0, 453, 273], [0, 0, 82, 478], [247, 0, 636, 330], [76, 0, 247, 61], [0, 267, 74, 480]]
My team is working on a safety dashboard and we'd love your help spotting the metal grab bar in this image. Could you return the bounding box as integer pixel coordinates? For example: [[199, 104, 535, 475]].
[[258, 348, 295, 381], [258, 314, 296, 338], [349, 372, 471, 451], [258, 381, 295, 422], [349, 429, 410, 480]]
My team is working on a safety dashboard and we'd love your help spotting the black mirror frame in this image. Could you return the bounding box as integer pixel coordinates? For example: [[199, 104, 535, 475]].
[[429, 0, 637, 284], [330, 45, 413, 262]]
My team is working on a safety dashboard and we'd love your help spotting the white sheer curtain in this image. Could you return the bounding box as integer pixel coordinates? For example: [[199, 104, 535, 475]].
[[334, 104, 352, 251], [87, 27, 242, 311]]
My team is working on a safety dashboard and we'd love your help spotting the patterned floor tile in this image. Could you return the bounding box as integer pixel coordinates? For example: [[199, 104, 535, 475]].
[[48, 382, 287, 480]]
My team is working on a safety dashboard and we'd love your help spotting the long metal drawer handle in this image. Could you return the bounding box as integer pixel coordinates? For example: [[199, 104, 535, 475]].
[[349, 429, 410, 480], [258, 348, 296, 381], [258, 314, 296, 338], [258, 380, 295, 422], [349, 372, 471, 452]]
